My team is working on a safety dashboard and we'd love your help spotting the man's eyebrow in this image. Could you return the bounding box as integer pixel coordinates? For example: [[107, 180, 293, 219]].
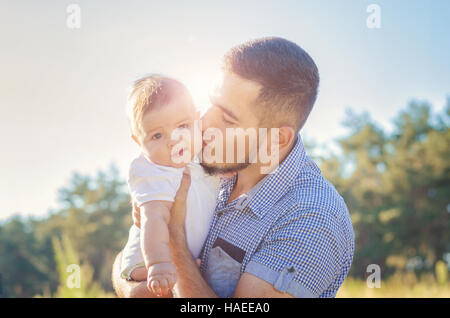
[[215, 104, 239, 122]]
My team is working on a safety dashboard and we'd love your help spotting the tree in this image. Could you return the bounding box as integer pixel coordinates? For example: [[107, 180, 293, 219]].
[[0, 216, 51, 297], [321, 99, 450, 278], [34, 164, 132, 292], [51, 235, 111, 297], [0, 164, 133, 297]]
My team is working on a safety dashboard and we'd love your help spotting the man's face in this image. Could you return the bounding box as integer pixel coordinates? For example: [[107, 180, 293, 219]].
[[200, 71, 263, 175]]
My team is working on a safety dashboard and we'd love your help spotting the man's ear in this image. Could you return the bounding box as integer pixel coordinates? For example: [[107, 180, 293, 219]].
[[277, 126, 296, 152], [131, 134, 141, 146]]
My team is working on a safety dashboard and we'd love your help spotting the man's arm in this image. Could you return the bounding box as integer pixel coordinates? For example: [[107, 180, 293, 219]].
[[167, 169, 218, 298], [169, 226, 292, 298], [121, 168, 296, 298], [167, 169, 294, 298], [233, 273, 293, 298], [170, 231, 219, 297]]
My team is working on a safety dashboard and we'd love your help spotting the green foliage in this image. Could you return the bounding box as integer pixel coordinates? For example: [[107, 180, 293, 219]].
[[0, 165, 131, 297], [0, 216, 51, 297], [337, 274, 450, 298], [49, 235, 112, 298], [35, 165, 131, 292], [321, 98, 450, 278], [435, 260, 448, 286]]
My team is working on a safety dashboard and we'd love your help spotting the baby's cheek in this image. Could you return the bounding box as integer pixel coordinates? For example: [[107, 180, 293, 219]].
[[158, 145, 172, 163], [143, 142, 165, 164], [143, 143, 155, 157]]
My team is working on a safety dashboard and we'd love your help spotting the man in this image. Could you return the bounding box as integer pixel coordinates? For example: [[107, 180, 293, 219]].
[[112, 37, 354, 298]]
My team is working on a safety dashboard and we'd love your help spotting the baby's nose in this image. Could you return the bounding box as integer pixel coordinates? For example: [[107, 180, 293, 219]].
[[168, 131, 184, 147], [168, 136, 179, 148]]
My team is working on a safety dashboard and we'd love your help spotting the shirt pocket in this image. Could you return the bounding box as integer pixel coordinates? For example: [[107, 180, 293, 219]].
[[204, 237, 246, 298]]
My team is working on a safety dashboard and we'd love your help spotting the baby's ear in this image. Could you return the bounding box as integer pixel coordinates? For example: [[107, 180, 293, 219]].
[[131, 134, 141, 146]]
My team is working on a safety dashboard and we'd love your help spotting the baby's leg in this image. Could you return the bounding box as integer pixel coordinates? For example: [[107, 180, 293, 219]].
[[130, 266, 147, 281], [121, 225, 145, 280]]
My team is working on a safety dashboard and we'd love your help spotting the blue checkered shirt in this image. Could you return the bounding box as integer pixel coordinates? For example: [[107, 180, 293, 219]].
[[199, 134, 354, 298]]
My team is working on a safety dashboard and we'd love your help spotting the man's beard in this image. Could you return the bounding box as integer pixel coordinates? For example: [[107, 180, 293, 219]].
[[200, 161, 250, 176]]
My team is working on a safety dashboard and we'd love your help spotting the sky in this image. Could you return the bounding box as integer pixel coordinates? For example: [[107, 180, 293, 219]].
[[0, 0, 449, 221]]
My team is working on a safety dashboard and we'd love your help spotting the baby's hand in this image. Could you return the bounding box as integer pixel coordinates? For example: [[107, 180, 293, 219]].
[[147, 262, 177, 296]]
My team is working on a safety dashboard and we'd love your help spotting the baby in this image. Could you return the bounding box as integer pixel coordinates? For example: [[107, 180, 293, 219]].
[[120, 74, 219, 296]]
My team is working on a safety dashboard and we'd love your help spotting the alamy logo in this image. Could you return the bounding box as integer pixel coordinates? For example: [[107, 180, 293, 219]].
[[66, 264, 81, 289], [66, 4, 81, 29], [366, 4, 381, 29], [366, 264, 381, 288]]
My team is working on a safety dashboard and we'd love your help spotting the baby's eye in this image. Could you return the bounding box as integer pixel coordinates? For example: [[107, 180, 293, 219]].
[[152, 133, 162, 140], [178, 123, 189, 129]]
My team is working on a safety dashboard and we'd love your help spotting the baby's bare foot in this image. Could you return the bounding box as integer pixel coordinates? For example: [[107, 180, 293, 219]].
[[129, 266, 147, 281]]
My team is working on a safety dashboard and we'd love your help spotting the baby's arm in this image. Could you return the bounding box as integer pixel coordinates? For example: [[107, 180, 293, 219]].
[[140, 200, 176, 296]]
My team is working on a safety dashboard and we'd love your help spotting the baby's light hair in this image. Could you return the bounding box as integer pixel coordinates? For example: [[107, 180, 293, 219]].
[[126, 74, 185, 137]]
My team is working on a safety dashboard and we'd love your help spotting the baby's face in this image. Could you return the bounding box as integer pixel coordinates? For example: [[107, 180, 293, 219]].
[[134, 90, 200, 168]]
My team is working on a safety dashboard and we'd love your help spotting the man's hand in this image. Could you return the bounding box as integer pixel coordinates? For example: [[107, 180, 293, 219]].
[[169, 167, 191, 233], [132, 201, 141, 228]]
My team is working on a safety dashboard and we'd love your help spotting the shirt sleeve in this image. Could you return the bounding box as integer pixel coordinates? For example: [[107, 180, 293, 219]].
[[244, 207, 343, 298], [128, 157, 181, 206]]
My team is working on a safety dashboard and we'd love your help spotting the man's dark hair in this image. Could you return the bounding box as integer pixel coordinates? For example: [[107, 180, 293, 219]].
[[222, 37, 319, 131]]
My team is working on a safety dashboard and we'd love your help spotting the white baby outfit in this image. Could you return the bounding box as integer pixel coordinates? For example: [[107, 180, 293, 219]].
[[120, 154, 220, 279]]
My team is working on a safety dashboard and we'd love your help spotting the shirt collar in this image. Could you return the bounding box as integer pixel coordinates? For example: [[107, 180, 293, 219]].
[[215, 133, 307, 218], [215, 174, 237, 211], [246, 133, 306, 218]]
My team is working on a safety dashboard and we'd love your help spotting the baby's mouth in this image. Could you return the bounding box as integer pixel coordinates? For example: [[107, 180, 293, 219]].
[[171, 147, 189, 162], [172, 147, 185, 158]]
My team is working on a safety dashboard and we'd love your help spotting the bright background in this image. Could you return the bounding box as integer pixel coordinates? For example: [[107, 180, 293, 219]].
[[1, 0, 449, 221]]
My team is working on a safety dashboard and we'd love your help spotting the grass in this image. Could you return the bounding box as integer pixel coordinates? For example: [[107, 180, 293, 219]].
[[336, 273, 450, 298]]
